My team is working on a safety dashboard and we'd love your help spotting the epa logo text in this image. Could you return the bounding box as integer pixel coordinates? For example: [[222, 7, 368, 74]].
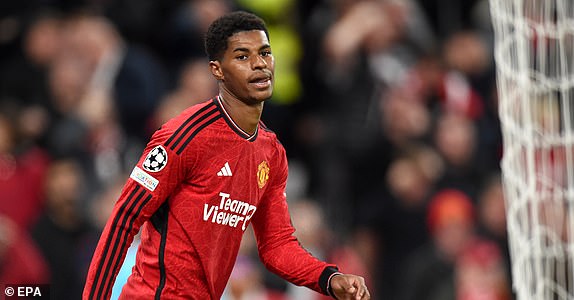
[[4, 284, 49, 299]]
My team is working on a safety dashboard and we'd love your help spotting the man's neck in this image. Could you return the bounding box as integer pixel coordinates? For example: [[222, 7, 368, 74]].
[[218, 89, 263, 135]]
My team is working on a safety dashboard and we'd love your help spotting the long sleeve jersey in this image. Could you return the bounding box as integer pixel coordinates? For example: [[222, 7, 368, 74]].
[[83, 97, 338, 299]]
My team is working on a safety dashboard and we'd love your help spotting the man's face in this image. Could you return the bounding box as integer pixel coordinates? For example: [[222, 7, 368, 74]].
[[211, 30, 274, 104]]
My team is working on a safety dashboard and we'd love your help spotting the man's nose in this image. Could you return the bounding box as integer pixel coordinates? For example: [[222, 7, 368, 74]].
[[251, 55, 267, 69]]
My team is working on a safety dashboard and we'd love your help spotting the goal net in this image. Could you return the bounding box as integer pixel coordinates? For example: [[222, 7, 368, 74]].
[[490, 0, 574, 299]]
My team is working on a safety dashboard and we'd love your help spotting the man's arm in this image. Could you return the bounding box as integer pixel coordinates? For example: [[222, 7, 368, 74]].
[[250, 145, 370, 299], [251, 189, 370, 299], [83, 179, 159, 300], [250, 183, 339, 295], [83, 130, 189, 300]]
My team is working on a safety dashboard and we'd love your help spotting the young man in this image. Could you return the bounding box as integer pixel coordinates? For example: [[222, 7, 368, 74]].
[[83, 11, 370, 300]]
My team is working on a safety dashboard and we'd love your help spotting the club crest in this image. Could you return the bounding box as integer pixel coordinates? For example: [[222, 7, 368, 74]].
[[257, 160, 270, 189]]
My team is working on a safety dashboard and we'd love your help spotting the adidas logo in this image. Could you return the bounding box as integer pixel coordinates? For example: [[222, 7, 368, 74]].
[[217, 162, 233, 177]]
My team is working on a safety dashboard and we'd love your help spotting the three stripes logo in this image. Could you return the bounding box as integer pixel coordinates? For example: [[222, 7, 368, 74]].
[[217, 162, 233, 177]]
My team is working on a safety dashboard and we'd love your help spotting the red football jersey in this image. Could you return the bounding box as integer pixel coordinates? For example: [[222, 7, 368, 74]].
[[83, 97, 337, 299]]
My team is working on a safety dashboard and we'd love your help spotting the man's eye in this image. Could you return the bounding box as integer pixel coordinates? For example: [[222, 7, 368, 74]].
[[236, 55, 248, 60], [261, 51, 272, 56]]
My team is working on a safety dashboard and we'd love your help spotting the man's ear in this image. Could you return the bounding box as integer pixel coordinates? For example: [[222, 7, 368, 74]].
[[209, 60, 224, 81]]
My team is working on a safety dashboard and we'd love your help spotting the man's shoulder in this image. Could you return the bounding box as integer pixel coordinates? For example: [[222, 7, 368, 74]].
[[164, 98, 219, 129], [151, 98, 222, 152], [258, 121, 279, 140], [257, 121, 287, 157]]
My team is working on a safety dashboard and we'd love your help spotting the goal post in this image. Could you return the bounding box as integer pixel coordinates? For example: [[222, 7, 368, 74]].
[[490, 0, 574, 299]]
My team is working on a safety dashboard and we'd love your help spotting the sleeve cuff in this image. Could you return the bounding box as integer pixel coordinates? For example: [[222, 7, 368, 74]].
[[319, 266, 340, 296]]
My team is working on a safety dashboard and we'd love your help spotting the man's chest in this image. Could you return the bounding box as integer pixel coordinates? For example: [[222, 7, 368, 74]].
[[169, 137, 277, 231], [192, 138, 274, 193]]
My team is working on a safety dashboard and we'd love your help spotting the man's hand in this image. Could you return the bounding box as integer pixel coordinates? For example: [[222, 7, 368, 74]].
[[330, 274, 370, 300]]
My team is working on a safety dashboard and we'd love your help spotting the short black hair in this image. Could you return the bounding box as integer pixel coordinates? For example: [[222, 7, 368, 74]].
[[204, 11, 269, 61]]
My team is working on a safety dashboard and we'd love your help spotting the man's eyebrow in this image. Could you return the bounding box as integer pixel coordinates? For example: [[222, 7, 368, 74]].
[[232, 44, 271, 52]]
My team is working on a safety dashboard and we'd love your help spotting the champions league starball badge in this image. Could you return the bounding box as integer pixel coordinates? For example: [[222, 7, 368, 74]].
[[143, 145, 168, 172]]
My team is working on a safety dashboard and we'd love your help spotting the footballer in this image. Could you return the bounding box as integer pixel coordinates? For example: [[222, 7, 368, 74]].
[[83, 11, 370, 300]]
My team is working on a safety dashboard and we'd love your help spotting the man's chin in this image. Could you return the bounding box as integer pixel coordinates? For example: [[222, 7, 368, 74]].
[[250, 90, 273, 103]]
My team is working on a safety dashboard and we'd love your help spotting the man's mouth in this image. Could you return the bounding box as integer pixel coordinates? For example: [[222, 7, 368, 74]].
[[250, 76, 272, 88]]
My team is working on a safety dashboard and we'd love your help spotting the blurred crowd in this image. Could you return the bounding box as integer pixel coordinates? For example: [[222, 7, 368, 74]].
[[0, 0, 512, 299]]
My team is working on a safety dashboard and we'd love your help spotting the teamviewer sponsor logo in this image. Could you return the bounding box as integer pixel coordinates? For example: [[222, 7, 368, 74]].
[[203, 192, 256, 231], [4, 284, 49, 299]]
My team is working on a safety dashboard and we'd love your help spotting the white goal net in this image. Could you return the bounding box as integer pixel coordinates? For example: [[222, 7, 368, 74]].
[[490, 0, 574, 299]]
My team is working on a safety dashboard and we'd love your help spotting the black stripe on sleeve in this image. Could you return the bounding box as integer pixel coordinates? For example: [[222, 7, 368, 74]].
[[165, 102, 216, 149], [102, 192, 153, 298], [169, 106, 219, 151], [90, 186, 151, 300], [175, 114, 221, 155], [95, 187, 149, 299], [89, 185, 142, 300]]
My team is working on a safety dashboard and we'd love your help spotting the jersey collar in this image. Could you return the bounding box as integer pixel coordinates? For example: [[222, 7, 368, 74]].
[[214, 96, 258, 142]]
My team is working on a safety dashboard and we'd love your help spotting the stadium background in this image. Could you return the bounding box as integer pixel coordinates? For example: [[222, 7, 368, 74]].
[[0, 0, 511, 299]]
